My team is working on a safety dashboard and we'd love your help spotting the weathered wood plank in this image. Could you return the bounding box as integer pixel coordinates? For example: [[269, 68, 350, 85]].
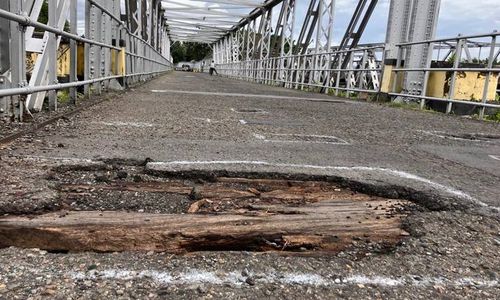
[[0, 199, 409, 253]]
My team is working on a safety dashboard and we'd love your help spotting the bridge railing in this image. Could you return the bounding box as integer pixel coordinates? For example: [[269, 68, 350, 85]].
[[217, 45, 384, 97], [0, 0, 172, 121], [389, 31, 500, 119]]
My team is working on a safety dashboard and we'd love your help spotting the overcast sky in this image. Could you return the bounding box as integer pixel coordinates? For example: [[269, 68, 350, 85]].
[[77, 0, 500, 44], [325, 0, 499, 44]]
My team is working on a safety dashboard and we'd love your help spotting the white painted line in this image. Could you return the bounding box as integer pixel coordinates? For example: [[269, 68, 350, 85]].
[[151, 89, 352, 104], [97, 121, 154, 128], [239, 119, 248, 125], [147, 160, 489, 208], [267, 133, 350, 145], [489, 155, 500, 161], [71, 269, 499, 288], [251, 133, 350, 145]]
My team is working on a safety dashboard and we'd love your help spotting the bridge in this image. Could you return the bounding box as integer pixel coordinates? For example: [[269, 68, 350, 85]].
[[0, 1, 499, 298]]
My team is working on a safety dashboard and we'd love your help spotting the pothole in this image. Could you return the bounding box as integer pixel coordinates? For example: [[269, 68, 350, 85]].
[[421, 130, 500, 142], [0, 163, 418, 254]]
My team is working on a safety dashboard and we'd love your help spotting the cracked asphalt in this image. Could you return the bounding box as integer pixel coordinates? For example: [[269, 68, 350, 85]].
[[0, 71, 499, 299]]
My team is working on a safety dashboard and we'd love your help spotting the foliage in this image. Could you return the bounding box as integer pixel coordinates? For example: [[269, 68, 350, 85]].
[[37, 0, 71, 32], [486, 110, 500, 122], [171, 42, 212, 63]]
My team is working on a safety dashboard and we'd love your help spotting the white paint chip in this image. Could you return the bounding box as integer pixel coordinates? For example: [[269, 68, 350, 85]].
[[253, 133, 266, 140], [98, 121, 155, 128], [71, 269, 499, 288], [193, 117, 212, 123]]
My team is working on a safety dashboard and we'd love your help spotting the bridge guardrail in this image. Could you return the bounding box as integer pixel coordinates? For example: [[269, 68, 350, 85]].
[[0, 0, 173, 122], [389, 31, 500, 119], [217, 45, 384, 98]]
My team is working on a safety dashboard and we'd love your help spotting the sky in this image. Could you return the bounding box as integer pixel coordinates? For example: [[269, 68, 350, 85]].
[[327, 0, 499, 44], [76, 0, 500, 45]]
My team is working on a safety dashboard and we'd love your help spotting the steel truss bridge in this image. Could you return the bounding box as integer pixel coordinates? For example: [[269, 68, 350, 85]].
[[0, 0, 499, 122]]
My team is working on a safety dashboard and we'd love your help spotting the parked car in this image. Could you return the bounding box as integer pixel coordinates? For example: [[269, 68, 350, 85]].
[[181, 64, 193, 72]]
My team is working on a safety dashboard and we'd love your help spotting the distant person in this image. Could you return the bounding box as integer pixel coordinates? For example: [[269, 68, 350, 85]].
[[209, 60, 218, 76]]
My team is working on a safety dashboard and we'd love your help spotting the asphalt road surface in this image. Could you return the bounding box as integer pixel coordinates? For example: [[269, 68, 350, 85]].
[[0, 72, 499, 299]]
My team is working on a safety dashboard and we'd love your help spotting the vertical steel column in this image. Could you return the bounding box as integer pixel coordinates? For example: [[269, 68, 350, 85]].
[[231, 31, 241, 78], [225, 36, 231, 64], [258, 8, 272, 84], [0, 0, 10, 118], [277, 0, 296, 87], [47, 0, 58, 111], [9, 0, 27, 120], [404, 0, 441, 96], [69, 0, 78, 104], [214, 42, 219, 64], [311, 0, 336, 88], [385, 0, 441, 98], [246, 19, 256, 81]]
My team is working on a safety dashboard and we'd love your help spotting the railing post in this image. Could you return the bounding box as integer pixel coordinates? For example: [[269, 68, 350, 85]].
[[48, 0, 58, 111], [84, 0, 92, 98], [479, 33, 497, 120], [335, 52, 343, 96], [420, 41, 434, 110], [446, 35, 464, 114], [69, 0, 78, 104]]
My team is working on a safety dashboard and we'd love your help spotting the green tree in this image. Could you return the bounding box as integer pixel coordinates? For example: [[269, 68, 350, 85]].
[[170, 42, 212, 63], [37, 0, 70, 32]]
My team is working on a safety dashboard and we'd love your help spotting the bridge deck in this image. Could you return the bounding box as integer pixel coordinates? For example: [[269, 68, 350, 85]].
[[0, 72, 499, 298]]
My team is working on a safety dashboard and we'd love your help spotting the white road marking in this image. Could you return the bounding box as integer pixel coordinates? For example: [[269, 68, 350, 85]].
[[71, 269, 499, 288], [266, 133, 350, 145], [151, 89, 351, 104], [97, 121, 154, 128], [252, 133, 350, 145], [147, 160, 489, 208], [239, 119, 248, 125], [489, 155, 500, 161]]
